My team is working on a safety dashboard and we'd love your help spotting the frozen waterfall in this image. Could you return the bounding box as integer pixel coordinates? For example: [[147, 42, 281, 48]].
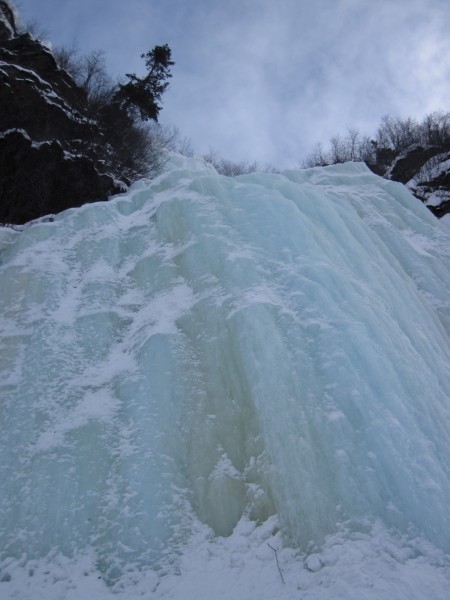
[[1, 154, 450, 599]]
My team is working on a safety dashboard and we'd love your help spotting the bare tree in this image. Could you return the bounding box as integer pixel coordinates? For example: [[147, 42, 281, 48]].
[[203, 149, 277, 176], [375, 115, 420, 153], [301, 143, 329, 167], [53, 44, 81, 76], [54, 47, 115, 107], [329, 134, 346, 163], [421, 112, 450, 146]]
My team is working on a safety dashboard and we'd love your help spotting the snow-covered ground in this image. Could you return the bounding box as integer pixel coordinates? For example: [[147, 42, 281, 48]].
[[1, 155, 450, 599], [3, 516, 450, 600]]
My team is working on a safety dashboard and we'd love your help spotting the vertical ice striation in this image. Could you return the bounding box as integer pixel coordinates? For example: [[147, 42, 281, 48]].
[[0, 154, 450, 585]]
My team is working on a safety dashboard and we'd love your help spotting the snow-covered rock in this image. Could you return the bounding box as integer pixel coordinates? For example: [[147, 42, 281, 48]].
[[0, 2, 124, 224], [383, 144, 450, 218]]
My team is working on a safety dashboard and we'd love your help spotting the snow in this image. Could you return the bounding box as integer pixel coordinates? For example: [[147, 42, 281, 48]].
[[405, 151, 450, 208], [0, 127, 31, 141], [424, 191, 450, 207], [0, 155, 450, 599]]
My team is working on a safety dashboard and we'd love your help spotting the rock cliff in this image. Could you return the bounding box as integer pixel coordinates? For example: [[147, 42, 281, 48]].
[[0, 1, 124, 225], [384, 145, 450, 219]]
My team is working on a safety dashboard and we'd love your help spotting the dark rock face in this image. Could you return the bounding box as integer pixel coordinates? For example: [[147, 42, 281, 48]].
[[385, 145, 444, 184], [0, 130, 121, 223], [428, 199, 450, 219], [0, 38, 95, 142], [0, 0, 16, 40], [0, 2, 124, 225], [383, 146, 450, 219]]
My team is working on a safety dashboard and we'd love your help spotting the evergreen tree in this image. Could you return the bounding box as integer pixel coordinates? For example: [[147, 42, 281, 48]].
[[113, 44, 174, 122]]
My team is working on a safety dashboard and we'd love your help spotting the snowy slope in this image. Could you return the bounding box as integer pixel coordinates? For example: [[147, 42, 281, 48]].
[[0, 155, 450, 599]]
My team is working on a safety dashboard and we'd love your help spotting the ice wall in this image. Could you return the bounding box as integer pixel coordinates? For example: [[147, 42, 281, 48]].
[[1, 155, 450, 584]]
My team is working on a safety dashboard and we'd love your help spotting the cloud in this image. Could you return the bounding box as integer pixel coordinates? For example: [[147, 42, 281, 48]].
[[16, 0, 450, 167]]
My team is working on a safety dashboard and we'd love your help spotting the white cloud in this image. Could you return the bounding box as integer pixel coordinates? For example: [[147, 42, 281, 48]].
[[16, 0, 450, 167]]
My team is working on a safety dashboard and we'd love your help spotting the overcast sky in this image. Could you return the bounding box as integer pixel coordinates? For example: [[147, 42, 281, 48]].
[[15, 0, 450, 168]]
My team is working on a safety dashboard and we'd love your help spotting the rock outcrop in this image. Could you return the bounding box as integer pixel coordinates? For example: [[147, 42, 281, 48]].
[[0, 1, 124, 225], [383, 145, 450, 219], [384, 145, 443, 184]]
